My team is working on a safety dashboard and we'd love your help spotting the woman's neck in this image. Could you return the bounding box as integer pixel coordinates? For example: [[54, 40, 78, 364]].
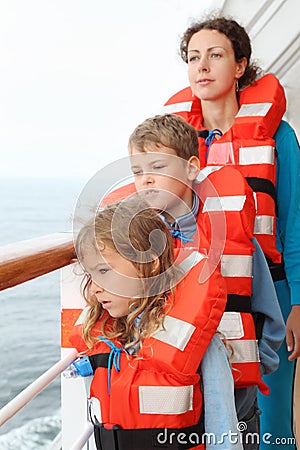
[[201, 95, 240, 134]]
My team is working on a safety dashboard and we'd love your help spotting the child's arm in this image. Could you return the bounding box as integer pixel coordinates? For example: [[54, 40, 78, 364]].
[[251, 238, 286, 374], [201, 334, 243, 450]]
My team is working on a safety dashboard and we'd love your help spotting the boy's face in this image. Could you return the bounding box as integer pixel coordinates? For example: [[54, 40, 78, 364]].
[[130, 144, 199, 220]]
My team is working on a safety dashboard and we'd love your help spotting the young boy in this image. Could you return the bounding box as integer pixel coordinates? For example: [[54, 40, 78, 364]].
[[125, 114, 285, 448]]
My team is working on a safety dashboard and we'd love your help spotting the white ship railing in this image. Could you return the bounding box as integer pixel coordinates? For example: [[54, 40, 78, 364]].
[[0, 349, 78, 426], [0, 232, 95, 449]]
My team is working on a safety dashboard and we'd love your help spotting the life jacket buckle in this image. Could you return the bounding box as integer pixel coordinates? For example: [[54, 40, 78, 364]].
[[94, 422, 121, 450]]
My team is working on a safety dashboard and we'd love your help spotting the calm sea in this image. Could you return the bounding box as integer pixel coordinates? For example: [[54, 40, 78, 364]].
[[0, 177, 85, 449]]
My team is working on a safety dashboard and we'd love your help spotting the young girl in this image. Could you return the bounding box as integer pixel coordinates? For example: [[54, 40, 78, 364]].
[[163, 15, 300, 449], [69, 196, 241, 450]]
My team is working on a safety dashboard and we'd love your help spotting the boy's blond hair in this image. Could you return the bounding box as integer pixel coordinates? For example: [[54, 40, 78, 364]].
[[128, 114, 199, 160]]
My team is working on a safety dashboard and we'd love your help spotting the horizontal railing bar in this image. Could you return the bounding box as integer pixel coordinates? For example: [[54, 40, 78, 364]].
[[70, 422, 94, 450], [0, 348, 78, 426], [0, 232, 76, 291]]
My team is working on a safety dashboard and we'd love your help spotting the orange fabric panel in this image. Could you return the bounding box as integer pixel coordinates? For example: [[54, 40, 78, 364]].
[[61, 308, 83, 348]]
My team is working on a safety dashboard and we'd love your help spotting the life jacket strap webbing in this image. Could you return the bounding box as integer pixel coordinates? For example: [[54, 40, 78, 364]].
[[252, 312, 265, 340], [225, 294, 251, 312], [266, 258, 286, 281], [89, 353, 109, 371], [246, 177, 278, 215], [245, 177, 276, 202], [93, 417, 205, 450]]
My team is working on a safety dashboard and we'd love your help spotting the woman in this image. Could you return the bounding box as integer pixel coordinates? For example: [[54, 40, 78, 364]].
[[163, 16, 300, 450]]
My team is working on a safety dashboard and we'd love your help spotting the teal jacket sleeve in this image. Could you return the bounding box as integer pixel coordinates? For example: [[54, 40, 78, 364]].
[[275, 120, 300, 305]]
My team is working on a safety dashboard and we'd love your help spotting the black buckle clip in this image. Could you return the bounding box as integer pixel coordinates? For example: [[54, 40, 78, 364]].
[[95, 423, 121, 450]]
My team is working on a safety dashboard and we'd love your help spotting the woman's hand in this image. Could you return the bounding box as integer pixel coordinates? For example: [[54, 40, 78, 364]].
[[286, 304, 300, 360]]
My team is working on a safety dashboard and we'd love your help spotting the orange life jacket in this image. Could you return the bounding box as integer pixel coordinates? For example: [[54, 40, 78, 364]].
[[185, 166, 268, 394], [70, 250, 227, 449], [163, 74, 286, 263], [101, 166, 269, 394]]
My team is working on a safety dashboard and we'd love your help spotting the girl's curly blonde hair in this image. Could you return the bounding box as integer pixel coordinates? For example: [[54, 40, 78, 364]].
[[75, 196, 179, 353]]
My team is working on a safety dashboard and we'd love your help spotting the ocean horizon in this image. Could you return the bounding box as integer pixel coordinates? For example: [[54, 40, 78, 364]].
[[0, 176, 86, 448]]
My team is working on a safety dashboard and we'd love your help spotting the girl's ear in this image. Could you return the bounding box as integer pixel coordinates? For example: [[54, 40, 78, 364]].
[[151, 256, 160, 275], [187, 156, 200, 181]]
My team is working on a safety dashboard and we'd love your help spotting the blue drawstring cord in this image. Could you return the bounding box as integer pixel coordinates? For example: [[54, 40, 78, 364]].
[[170, 229, 194, 244], [98, 336, 123, 395], [205, 128, 223, 148]]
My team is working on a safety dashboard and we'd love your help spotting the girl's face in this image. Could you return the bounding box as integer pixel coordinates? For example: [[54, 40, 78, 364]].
[[187, 29, 246, 102], [83, 245, 142, 318]]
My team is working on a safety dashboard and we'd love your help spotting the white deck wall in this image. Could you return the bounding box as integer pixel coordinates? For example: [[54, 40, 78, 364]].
[[61, 264, 96, 450]]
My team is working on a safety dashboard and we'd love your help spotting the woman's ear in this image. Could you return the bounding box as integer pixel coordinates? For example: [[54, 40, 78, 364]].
[[236, 57, 247, 79], [187, 156, 200, 181]]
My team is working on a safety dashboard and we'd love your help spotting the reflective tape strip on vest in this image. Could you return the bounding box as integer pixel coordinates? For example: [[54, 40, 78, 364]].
[[69, 250, 226, 432], [163, 73, 286, 263]]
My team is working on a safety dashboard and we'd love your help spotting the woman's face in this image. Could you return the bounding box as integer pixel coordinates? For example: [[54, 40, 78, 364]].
[[187, 29, 246, 102]]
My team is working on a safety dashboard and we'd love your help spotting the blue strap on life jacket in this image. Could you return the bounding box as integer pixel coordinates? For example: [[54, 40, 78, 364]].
[[98, 336, 123, 395], [169, 229, 194, 244], [205, 128, 223, 148]]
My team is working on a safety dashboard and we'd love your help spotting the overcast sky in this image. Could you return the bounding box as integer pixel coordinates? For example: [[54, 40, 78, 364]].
[[0, 0, 222, 180]]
